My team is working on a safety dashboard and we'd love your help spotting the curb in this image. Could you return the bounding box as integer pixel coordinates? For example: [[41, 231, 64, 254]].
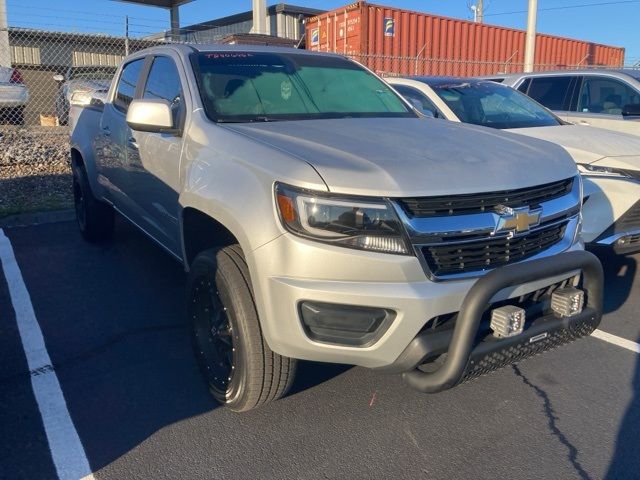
[[0, 209, 75, 229]]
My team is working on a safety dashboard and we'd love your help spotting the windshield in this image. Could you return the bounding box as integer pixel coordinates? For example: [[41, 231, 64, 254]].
[[193, 52, 414, 122], [431, 81, 562, 129], [68, 67, 116, 81]]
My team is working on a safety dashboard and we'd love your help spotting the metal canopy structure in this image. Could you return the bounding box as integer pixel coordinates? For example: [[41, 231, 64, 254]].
[[111, 0, 195, 40], [112, 0, 193, 7]]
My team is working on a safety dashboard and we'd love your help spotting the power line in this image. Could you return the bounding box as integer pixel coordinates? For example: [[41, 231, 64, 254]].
[[485, 0, 640, 17]]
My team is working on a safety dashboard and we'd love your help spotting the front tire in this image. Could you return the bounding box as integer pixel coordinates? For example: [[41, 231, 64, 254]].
[[188, 245, 296, 412], [72, 163, 114, 243]]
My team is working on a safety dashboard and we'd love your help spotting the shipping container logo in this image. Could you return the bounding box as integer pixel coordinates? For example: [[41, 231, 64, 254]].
[[384, 18, 395, 37], [311, 28, 319, 46]]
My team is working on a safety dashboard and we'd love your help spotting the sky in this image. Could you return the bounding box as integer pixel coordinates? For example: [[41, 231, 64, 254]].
[[5, 0, 640, 65]]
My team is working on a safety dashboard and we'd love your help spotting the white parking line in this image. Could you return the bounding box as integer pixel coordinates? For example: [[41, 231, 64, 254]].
[[592, 329, 640, 354], [0, 229, 94, 480]]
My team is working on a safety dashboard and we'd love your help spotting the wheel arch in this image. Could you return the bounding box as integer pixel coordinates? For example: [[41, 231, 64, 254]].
[[181, 207, 240, 268]]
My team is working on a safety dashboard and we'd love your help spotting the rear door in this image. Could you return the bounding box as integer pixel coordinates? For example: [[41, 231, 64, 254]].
[[569, 75, 640, 135], [124, 54, 187, 255], [96, 57, 146, 214], [519, 75, 577, 122]]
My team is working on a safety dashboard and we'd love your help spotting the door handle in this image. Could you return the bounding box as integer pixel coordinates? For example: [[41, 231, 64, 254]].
[[102, 126, 111, 136]]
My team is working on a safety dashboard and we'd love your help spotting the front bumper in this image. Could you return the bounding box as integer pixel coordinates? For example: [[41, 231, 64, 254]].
[[582, 175, 640, 254], [0, 85, 28, 107], [250, 233, 589, 369], [397, 250, 603, 393]]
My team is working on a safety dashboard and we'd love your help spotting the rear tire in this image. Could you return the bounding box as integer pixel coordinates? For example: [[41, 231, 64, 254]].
[[188, 245, 296, 412], [72, 163, 114, 243]]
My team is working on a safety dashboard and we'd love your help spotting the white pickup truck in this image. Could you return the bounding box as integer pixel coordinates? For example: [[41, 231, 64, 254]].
[[70, 44, 603, 412]]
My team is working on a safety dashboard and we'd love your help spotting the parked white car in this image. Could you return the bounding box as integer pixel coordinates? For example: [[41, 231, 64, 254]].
[[388, 76, 640, 253], [0, 65, 28, 125]]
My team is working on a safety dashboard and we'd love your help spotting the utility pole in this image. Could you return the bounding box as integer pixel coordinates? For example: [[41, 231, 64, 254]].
[[170, 4, 180, 41], [476, 0, 484, 23], [0, 0, 11, 68], [524, 0, 538, 72]]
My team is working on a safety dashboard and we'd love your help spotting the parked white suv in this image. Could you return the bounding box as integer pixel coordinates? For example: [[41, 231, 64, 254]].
[[387, 76, 640, 254], [70, 45, 603, 411], [495, 70, 640, 136]]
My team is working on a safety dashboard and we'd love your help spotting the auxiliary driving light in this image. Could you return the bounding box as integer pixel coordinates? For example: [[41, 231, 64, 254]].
[[490, 305, 526, 338], [551, 287, 584, 317]]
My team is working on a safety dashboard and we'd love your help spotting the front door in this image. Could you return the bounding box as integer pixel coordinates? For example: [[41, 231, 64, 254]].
[[125, 55, 186, 255], [568, 75, 640, 136]]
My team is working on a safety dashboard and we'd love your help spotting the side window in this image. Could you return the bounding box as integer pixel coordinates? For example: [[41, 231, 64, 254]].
[[114, 59, 145, 113], [517, 78, 531, 94], [143, 56, 185, 127], [577, 76, 640, 115], [392, 84, 441, 118], [526, 76, 574, 111]]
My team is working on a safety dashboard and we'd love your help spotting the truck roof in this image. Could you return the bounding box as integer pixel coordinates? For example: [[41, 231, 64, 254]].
[[132, 42, 344, 59]]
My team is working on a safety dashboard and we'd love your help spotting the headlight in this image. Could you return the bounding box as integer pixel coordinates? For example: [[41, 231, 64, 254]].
[[577, 164, 639, 180], [275, 183, 409, 254], [69, 91, 93, 106]]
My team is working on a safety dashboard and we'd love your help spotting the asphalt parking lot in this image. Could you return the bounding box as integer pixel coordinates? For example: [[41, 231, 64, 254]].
[[1, 217, 640, 480]]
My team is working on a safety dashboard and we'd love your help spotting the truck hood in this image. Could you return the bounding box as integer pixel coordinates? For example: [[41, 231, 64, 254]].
[[224, 118, 576, 197], [506, 124, 640, 164]]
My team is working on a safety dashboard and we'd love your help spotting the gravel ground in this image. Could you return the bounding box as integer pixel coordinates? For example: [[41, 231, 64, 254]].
[[0, 126, 72, 218]]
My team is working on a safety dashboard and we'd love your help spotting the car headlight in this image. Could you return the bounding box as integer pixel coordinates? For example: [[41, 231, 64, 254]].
[[577, 164, 639, 180], [69, 91, 93, 106], [275, 183, 410, 254]]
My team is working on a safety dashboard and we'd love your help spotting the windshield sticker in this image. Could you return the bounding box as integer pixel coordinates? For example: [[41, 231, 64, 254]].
[[204, 53, 254, 59], [281, 80, 292, 100]]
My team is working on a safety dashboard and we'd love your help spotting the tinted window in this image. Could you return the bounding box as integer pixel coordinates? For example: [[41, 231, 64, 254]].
[[517, 78, 531, 93], [392, 84, 441, 118], [577, 76, 640, 115], [526, 76, 574, 110], [114, 59, 144, 113], [143, 56, 184, 127], [195, 52, 413, 122], [432, 81, 561, 129]]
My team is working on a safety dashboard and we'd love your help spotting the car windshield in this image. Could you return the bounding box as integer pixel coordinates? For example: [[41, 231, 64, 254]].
[[69, 67, 116, 81], [194, 51, 414, 122], [431, 81, 562, 129]]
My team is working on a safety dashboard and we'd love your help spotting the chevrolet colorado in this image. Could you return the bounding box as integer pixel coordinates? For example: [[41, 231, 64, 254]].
[[70, 44, 603, 411]]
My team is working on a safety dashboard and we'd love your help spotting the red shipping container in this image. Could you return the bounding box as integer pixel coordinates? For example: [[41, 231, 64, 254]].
[[305, 2, 625, 76]]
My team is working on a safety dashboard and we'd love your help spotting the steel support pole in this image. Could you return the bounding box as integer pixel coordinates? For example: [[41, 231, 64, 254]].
[[0, 0, 11, 68], [170, 4, 180, 41]]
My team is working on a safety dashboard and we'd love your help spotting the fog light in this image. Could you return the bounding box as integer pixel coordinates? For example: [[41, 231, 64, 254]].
[[551, 287, 584, 317], [299, 301, 396, 346], [490, 305, 526, 338]]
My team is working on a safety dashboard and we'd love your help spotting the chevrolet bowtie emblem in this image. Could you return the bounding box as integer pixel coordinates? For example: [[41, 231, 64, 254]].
[[494, 205, 542, 235]]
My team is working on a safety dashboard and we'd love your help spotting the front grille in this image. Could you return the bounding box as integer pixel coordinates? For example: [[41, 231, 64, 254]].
[[423, 223, 567, 276], [400, 178, 573, 217]]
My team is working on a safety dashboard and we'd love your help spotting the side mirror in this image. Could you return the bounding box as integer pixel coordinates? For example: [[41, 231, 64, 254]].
[[53, 74, 64, 82], [622, 103, 640, 117], [126, 99, 178, 134]]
